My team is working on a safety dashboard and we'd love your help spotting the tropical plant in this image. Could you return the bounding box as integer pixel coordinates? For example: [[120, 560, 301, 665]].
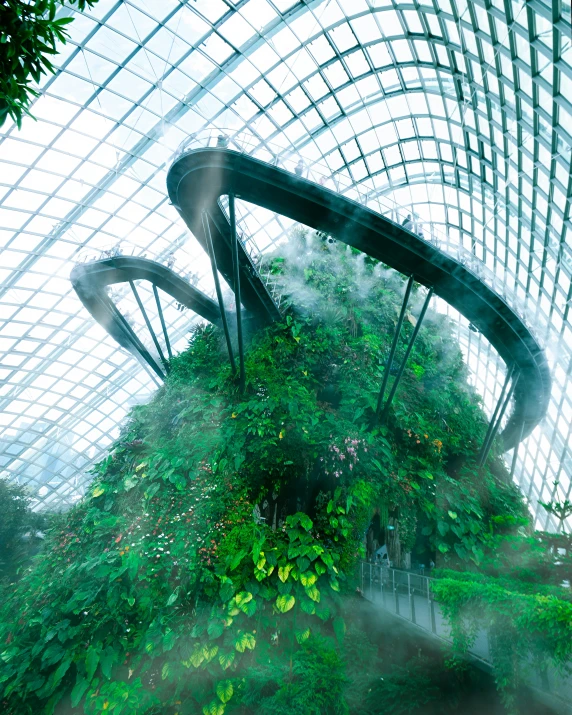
[[539, 481, 572, 533], [432, 569, 572, 713], [0, 232, 561, 714], [0, 0, 99, 128], [0, 478, 45, 584]]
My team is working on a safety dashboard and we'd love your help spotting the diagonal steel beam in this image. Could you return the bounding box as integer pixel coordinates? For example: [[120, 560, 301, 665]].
[[376, 275, 415, 419], [380, 287, 434, 423], [202, 210, 236, 373], [478, 363, 515, 465], [129, 279, 169, 373]]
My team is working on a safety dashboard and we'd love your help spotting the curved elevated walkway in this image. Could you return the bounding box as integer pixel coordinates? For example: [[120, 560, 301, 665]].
[[71, 255, 221, 379], [167, 147, 551, 450]]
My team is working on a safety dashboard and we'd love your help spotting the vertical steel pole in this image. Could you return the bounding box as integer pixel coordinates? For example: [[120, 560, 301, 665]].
[[229, 193, 245, 393], [376, 275, 414, 418], [430, 598, 437, 634], [202, 210, 236, 374], [407, 572, 411, 620], [381, 287, 434, 422]]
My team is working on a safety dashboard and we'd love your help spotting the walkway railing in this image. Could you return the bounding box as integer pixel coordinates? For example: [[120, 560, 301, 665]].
[[360, 562, 572, 710], [174, 129, 543, 349]]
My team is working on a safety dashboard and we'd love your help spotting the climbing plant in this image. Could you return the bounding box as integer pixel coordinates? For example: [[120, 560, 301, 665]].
[[432, 569, 572, 713], [0, 232, 563, 714]]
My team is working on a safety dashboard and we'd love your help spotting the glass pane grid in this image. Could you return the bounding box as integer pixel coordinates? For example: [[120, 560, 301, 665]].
[[0, 0, 570, 528]]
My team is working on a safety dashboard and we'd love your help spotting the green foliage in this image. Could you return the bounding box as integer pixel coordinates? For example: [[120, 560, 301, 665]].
[[0, 479, 45, 584], [343, 623, 455, 715], [0, 231, 556, 714], [363, 657, 441, 715], [432, 570, 572, 712], [539, 486, 572, 529], [239, 635, 349, 715], [0, 0, 99, 128]]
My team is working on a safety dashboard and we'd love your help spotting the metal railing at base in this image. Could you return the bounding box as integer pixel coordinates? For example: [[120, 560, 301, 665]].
[[360, 562, 572, 712]]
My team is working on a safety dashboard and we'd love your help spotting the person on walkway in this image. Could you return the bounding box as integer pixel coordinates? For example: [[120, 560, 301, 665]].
[[402, 213, 413, 230], [294, 159, 304, 176]]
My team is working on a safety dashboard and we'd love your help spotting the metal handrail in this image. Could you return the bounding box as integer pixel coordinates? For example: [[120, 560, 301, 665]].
[[172, 129, 542, 348], [360, 560, 572, 708]]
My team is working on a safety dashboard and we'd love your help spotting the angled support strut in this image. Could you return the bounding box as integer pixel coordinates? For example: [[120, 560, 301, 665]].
[[376, 275, 415, 418], [153, 284, 173, 360], [479, 367, 520, 467], [509, 419, 526, 480], [112, 301, 164, 381], [129, 279, 170, 374], [380, 286, 434, 423], [202, 210, 236, 374]]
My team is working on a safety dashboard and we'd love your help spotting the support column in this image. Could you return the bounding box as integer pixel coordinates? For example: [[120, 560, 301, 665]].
[[112, 302, 164, 380], [202, 210, 236, 374], [478, 364, 515, 465], [479, 370, 521, 467], [129, 279, 169, 374], [381, 287, 434, 423], [152, 284, 172, 360], [375, 275, 414, 419], [509, 419, 526, 479], [229, 193, 245, 393]]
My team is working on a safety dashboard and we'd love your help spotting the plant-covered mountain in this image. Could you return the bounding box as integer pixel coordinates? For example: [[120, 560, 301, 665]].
[[0, 232, 568, 715]]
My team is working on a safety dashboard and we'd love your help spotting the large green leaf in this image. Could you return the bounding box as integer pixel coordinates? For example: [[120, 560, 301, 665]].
[[234, 591, 252, 609], [219, 651, 235, 670], [305, 585, 320, 603], [234, 632, 256, 653], [85, 647, 99, 681], [300, 598, 316, 615], [203, 700, 225, 715], [207, 620, 225, 639], [295, 627, 311, 644], [167, 587, 180, 606], [216, 679, 234, 704], [300, 571, 317, 587], [70, 676, 89, 708], [278, 564, 293, 582], [275, 594, 295, 613]]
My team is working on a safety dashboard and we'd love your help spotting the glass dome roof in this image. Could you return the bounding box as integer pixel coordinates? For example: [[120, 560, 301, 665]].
[[0, 0, 570, 526]]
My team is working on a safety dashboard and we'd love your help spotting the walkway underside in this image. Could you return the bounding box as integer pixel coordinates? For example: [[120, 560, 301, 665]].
[[71, 256, 222, 379], [167, 147, 551, 451]]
